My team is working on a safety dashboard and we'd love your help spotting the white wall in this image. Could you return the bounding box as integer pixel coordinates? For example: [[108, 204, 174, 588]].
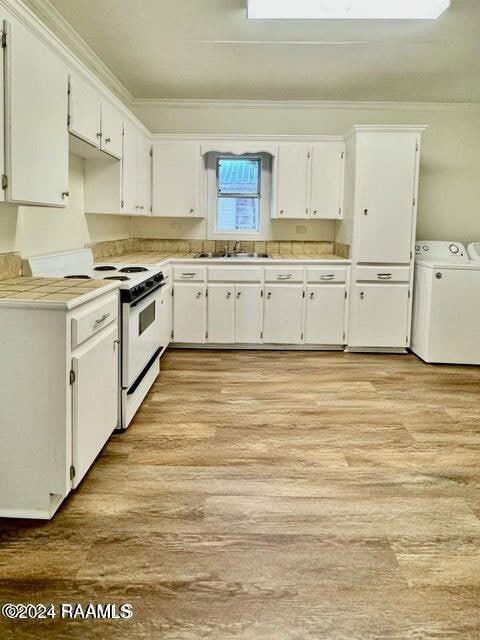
[[0, 154, 130, 257], [134, 103, 480, 245]]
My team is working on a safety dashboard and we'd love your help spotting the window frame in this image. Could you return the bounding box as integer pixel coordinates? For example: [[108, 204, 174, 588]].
[[206, 151, 272, 241], [215, 156, 262, 234]]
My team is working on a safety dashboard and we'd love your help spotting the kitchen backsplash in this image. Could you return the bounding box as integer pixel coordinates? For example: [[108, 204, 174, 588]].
[[88, 238, 350, 260], [0, 252, 22, 281]]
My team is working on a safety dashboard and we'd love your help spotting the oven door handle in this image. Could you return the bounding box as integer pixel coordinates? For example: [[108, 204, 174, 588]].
[[130, 281, 167, 308]]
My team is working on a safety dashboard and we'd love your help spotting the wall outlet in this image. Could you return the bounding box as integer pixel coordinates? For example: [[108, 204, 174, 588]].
[[296, 225, 307, 234]]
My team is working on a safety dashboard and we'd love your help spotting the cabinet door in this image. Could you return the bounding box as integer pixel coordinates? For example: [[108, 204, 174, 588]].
[[0, 29, 5, 204], [68, 74, 101, 148], [173, 283, 207, 343], [357, 134, 418, 263], [264, 285, 305, 344], [208, 284, 235, 344], [122, 120, 140, 214], [310, 142, 345, 219], [5, 19, 69, 206], [101, 100, 123, 160], [137, 136, 152, 214], [305, 285, 346, 344], [158, 283, 173, 349], [349, 283, 409, 348], [235, 284, 264, 344], [276, 146, 310, 219], [72, 325, 119, 488], [152, 143, 200, 217]]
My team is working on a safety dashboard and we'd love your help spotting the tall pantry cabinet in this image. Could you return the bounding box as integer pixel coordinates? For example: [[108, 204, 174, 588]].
[[337, 125, 427, 350]]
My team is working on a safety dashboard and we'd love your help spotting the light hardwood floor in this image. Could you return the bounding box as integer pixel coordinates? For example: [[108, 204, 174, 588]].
[[1, 349, 480, 639]]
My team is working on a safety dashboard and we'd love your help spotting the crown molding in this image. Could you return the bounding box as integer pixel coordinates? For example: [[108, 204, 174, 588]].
[[134, 98, 480, 113], [18, 0, 134, 108]]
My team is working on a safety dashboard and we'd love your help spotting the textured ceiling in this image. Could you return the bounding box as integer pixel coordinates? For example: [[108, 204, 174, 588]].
[[32, 0, 480, 102]]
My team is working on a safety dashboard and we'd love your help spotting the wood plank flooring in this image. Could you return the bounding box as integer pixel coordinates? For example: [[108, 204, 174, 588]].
[[1, 349, 480, 639]]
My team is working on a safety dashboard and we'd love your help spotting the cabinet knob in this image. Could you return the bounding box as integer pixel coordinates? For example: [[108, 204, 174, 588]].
[[196, 291, 202, 298], [96, 132, 102, 139], [313, 210, 318, 215], [237, 291, 241, 299], [267, 292, 272, 299], [226, 291, 232, 299], [360, 291, 365, 299], [62, 191, 69, 198], [189, 209, 195, 214], [364, 209, 368, 215], [280, 210, 284, 215], [310, 292, 314, 299], [105, 137, 111, 143]]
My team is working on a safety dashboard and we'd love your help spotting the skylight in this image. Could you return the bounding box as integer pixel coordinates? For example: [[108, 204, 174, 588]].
[[247, 0, 451, 20]]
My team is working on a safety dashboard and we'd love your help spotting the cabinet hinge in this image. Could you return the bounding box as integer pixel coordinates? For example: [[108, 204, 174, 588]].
[[306, 208, 309, 215], [261, 290, 264, 298], [413, 197, 416, 206], [345, 291, 348, 299], [302, 290, 306, 298], [1, 174, 8, 190], [206, 288, 209, 298], [67, 80, 71, 96], [1, 31, 7, 48], [341, 151, 345, 160], [338, 207, 342, 216], [408, 289, 411, 298], [307, 151, 311, 159], [343, 332, 346, 341], [69, 370, 75, 385], [171, 330, 174, 339], [69, 465, 76, 481], [410, 250, 413, 260], [121, 200, 124, 209], [406, 335, 409, 345], [67, 114, 71, 126], [171, 287, 174, 297], [149, 147, 153, 157], [416, 142, 419, 152], [301, 332, 304, 341], [260, 331, 263, 340], [206, 331, 208, 340]]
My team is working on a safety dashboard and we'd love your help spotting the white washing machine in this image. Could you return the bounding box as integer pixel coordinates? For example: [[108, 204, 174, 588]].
[[412, 241, 480, 365]]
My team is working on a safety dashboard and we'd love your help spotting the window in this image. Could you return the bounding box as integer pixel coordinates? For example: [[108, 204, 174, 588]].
[[216, 158, 261, 232]]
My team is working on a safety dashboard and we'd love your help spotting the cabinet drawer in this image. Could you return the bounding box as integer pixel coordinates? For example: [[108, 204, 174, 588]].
[[71, 295, 118, 349], [306, 267, 347, 283], [173, 266, 206, 282], [208, 266, 263, 282], [354, 265, 411, 283], [265, 267, 304, 283]]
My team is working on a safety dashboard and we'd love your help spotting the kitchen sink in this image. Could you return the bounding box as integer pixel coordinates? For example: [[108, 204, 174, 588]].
[[194, 252, 272, 259]]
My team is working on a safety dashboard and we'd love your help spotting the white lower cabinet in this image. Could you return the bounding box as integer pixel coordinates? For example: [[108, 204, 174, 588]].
[[71, 324, 119, 488], [349, 283, 409, 348], [264, 284, 305, 344], [235, 284, 264, 344], [305, 285, 346, 345], [208, 284, 235, 344], [173, 283, 207, 343], [159, 282, 173, 349]]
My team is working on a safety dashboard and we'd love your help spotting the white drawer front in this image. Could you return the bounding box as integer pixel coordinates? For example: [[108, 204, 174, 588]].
[[173, 266, 206, 282], [71, 295, 118, 349], [208, 266, 263, 282], [354, 265, 411, 283], [306, 267, 347, 283], [265, 266, 304, 283]]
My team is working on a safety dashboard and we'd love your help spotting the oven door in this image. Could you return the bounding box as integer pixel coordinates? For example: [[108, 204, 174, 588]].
[[122, 285, 165, 388]]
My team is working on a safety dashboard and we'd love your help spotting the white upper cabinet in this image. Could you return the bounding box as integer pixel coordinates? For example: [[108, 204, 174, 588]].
[[356, 133, 419, 264], [122, 120, 140, 215], [310, 142, 345, 219], [274, 142, 345, 220], [100, 100, 123, 160], [68, 74, 101, 148], [275, 145, 310, 219], [152, 142, 201, 217], [5, 19, 69, 206]]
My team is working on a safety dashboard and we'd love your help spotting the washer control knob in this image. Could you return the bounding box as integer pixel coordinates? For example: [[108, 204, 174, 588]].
[[449, 244, 460, 254]]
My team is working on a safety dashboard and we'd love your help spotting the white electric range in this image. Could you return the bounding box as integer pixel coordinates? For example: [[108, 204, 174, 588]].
[[24, 249, 169, 429]]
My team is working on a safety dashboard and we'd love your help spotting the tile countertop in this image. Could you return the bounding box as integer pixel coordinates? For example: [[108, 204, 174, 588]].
[[0, 277, 120, 310], [100, 251, 351, 265]]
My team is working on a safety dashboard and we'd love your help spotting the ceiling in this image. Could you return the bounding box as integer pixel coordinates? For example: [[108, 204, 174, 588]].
[[27, 0, 480, 103]]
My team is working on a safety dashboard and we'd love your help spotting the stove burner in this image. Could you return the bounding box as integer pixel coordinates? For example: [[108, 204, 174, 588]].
[[64, 275, 92, 280], [104, 276, 130, 281], [94, 266, 117, 272], [119, 266, 148, 273]]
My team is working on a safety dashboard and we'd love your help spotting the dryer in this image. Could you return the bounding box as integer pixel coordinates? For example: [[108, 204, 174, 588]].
[[412, 241, 480, 365]]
